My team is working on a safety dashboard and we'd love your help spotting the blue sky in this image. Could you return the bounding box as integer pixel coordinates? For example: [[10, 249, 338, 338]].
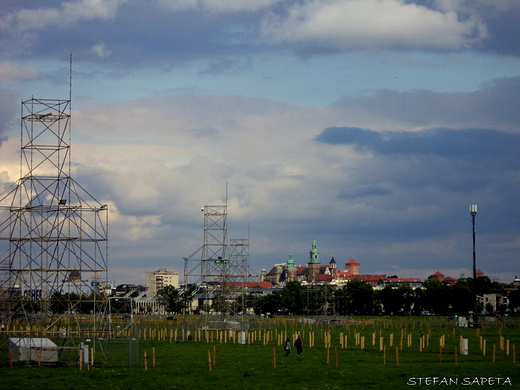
[[1, 0, 519, 284]]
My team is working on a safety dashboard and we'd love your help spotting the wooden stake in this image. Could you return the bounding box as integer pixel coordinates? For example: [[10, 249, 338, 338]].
[[79, 349, 83, 371], [272, 346, 276, 369], [213, 345, 216, 367], [335, 348, 339, 367], [454, 347, 458, 365], [144, 350, 148, 371], [207, 350, 212, 371], [152, 347, 156, 368], [395, 346, 399, 367]]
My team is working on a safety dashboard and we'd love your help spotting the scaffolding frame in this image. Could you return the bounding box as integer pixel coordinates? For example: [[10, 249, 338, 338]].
[[0, 96, 118, 361], [183, 203, 253, 322]]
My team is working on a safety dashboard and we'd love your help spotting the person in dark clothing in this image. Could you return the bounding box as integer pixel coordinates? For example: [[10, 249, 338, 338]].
[[284, 338, 291, 356], [294, 335, 303, 356]]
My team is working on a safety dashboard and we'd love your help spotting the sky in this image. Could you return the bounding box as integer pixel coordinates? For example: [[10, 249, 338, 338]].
[[1, 0, 519, 285]]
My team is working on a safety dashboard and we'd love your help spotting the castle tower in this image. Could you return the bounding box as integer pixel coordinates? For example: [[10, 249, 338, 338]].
[[307, 240, 320, 283], [345, 259, 360, 275], [329, 256, 337, 278], [286, 252, 297, 282]]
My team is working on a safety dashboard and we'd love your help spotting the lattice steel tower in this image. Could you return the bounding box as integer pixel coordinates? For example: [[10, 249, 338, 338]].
[[0, 96, 109, 328], [183, 201, 252, 319]]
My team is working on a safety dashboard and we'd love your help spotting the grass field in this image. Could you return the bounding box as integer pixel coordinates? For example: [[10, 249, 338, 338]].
[[1, 316, 519, 389]]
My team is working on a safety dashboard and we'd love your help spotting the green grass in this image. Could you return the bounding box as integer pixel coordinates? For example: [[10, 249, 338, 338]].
[[1, 317, 519, 389]]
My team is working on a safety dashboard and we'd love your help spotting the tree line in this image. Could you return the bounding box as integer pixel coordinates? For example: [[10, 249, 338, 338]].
[[156, 277, 520, 316]]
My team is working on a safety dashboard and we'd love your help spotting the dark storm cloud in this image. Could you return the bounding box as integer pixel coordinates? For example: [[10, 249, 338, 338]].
[[409, 1, 520, 57], [332, 77, 520, 132], [1, 2, 262, 68], [316, 127, 520, 168], [316, 127, 520, 198], [337, 185, 393, 200], [472, 2, 520, 57], [315, 125, 520, 237]]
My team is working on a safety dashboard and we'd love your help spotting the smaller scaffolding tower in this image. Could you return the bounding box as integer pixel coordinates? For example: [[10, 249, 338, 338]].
[[183, 202, 254, 321]]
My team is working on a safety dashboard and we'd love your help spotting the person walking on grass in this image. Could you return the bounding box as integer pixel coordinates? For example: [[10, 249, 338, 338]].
[[295, 335, 303, 357], [284, 338, 291, 357]]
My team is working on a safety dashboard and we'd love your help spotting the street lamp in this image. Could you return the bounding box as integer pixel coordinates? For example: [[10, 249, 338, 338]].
[[470, 204, 479, 328], [470, 205, 477, 281]]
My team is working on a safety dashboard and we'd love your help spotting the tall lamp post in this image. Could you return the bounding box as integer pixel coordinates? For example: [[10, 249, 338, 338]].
[[470, 205, 478, 281], [470, 204, 478, 327]]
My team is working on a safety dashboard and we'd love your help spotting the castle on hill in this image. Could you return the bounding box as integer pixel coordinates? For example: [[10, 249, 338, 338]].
[[261, 239, 422, 287]]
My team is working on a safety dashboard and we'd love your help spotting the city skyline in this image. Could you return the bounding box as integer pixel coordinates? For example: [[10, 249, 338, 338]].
[[0, 1, 519, 284]]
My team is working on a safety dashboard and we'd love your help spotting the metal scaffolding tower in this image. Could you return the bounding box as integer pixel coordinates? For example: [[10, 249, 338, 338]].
[[183, 203, 253, 320], [0, 96, 109, 335]]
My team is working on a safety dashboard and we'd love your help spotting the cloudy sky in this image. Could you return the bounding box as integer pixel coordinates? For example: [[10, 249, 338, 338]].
[[1, 0, 519, 285]]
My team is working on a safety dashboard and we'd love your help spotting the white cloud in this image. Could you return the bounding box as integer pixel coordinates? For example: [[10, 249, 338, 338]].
[[91, 43, 112, 58], [261, 0, 487, 50], [0, 62, 38, 84]]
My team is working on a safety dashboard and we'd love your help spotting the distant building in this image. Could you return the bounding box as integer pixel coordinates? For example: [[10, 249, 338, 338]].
[[307, 240, 321, 283], [381, 277, 422, 288], [345, 259, 360, 275], [427, 270, 487, 285], [146, 268, 179, 294], [265, 240, 391, 287], [429, 271, 445, 282]]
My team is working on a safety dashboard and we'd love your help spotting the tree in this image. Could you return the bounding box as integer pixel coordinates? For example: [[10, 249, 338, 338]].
[[472, 276, 491, 296], [449, 282, 474, 315], [508, 287, 520, 312], [280, 281, 306, 315], [157, 285, 184, 314], [344, 279, 375, 315], [411, 287, 425, 315], [422, 279, 450, 315], [376, 284, 405, 315], [257, 290, 282, 315]]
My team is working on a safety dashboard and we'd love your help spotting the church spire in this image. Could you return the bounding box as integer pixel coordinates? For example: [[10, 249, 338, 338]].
[[308, 239, 320, 264], [287, 252, 296, 270]]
